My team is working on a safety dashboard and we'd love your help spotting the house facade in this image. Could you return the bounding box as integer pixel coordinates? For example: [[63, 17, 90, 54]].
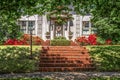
[[18, 15, 96, 40]]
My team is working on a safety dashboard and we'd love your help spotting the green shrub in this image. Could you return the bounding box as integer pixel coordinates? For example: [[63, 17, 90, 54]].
[[97, 37, 105, 45], [0, 78, 53, 80], [0, 47, 39, 73], [50, 37, 70, 46], [54, 36, 66, 40], [89, 46, 120, 71], [90, 77, 120, 80]]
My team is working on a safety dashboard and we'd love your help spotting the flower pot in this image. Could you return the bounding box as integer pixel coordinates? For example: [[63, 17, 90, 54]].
[[68, 35, 73, 40], [46, 35, 50, 39]]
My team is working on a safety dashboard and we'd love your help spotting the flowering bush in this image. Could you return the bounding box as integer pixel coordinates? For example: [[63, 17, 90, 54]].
[[76, 34, 113, 45], [106, 39, 112, 45], [4, 34, 43, 45], [76, 36, 88, 46], [88, 34, 97, 45], [21, 34, 43, 45], [4, 39, 28, 45]]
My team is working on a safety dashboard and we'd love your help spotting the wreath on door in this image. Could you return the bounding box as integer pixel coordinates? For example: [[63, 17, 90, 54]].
[[56, 26, 61, 32]]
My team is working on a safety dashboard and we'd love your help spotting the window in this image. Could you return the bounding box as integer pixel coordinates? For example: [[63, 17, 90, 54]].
[[28, 21, 35, 35], [28, 21, 35, 27], [18, 21, 35, 34], [83, 21, 89, 28], [18, 21, 27, 33]]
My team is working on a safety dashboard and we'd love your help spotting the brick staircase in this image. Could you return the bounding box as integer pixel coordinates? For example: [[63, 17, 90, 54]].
[[39, 46, 95, 72]]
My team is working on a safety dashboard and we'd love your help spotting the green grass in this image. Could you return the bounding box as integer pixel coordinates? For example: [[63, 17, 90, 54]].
[[87, 45, 120, 71]]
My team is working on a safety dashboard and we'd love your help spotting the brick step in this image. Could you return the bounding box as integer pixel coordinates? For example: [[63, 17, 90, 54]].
[[41, 52, 88, 55], [43, 47, 86, 50], [40, 54, 89, 56], [41, 50, 87, 52], [40, 55, 90, 59], [40, 60, 92, 64], [45, 50, 88, 54], [39, 46, 95, 72], [39, 63, 94, 67], [39, 67, 95, 72], [47, 49, 87, 51], [40, 57, 91, 60]]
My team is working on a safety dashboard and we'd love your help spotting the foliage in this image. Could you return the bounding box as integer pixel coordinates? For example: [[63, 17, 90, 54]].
[[76, 34, 114, 45], [0, 47, 39, 73], [90, 77, 120, 80], [106, 39, 112, 45], [0, 78, 52, 80], [4, 39, 28, 45], [88, 34, 97, 45], [50, 37, 70, 46], [1, 0, 120, 44], [76, 34, 97, 45], [21, 34, 43, 45], [89, 46, 120, 71], [75, 36, 88, 46], [0, 0, 40, 44], [90, 1, 120, 43], [0, 22, 22, 45], [97, 37, 105, 45], [54, 36, 66, 40]]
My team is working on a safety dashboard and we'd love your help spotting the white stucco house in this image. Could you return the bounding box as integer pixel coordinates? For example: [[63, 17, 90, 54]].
[[18, 14, 96, 40]]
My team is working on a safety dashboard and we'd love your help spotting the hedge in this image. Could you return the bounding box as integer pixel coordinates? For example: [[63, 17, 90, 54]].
[[0, 47, 40, 73], [0, 78, 52, 80], [89, 46, 120, 71]]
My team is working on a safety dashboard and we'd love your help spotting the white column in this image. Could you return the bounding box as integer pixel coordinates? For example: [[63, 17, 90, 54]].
[[72, 15, 76, 41], [53, 25, 55, 39], [26, 21, 28, 34], [80, 16, 83, 36], [89, 21, 92, 34], [67, 21, 70, 40], [42, 15, 46, 40], [35, 15, 38, 36], [51, 26, 53, 40]]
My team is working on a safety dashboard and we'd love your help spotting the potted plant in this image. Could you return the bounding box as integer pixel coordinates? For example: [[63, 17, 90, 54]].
[[45, 32, 50, 39], [68, 31, 73, 39]]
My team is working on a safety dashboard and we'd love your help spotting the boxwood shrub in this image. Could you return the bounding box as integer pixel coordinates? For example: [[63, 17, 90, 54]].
[[0, 47, 39, 73], [50, 37, 70, 46]]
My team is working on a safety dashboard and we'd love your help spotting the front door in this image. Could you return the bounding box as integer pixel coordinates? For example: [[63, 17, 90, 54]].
[[54, 26, 63, 37]]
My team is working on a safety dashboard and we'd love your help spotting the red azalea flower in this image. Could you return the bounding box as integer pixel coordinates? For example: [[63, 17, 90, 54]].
[[88, 34, 97, 45], [106, 39, 112, 45]]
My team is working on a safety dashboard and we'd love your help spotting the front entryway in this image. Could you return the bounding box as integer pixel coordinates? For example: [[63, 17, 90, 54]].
[[54, 26, 63, 37]]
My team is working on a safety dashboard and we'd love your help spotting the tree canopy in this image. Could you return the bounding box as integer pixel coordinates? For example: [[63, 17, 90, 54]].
[[0, 0, 120, 43]]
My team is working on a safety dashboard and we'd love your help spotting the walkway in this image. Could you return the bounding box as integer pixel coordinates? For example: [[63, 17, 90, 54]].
[[0, 72, 120, 80]]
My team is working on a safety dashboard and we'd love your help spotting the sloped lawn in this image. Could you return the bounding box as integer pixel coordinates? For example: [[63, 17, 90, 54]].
[[88, 45, 120, 71]]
